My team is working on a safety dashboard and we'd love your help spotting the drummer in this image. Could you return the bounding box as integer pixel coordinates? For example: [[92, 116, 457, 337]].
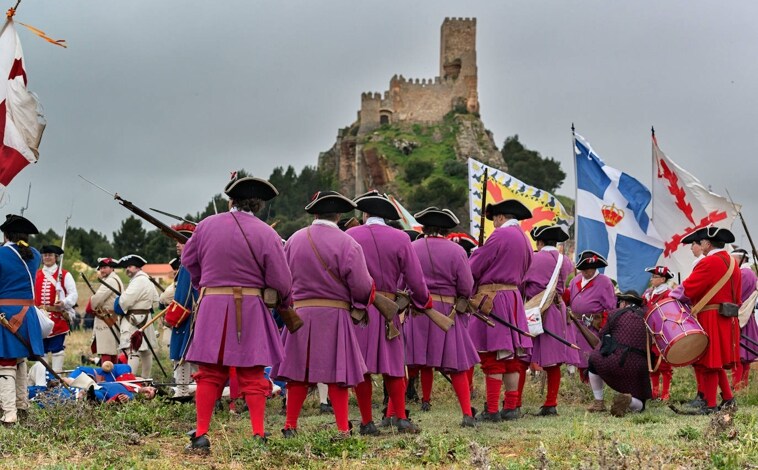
[[670, 226, 741, 414], [642, 266, 674, 401], [586, 291, 652, 416]]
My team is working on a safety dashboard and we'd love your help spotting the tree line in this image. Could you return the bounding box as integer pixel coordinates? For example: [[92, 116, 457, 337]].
[[28, 135, 565, 268]]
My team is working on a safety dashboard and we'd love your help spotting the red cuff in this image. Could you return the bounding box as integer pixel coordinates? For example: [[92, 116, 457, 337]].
[[367, 282, 376, 305], [423, 294, 433, 310]]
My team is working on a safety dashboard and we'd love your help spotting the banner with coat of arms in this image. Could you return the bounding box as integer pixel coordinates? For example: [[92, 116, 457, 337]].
[[468, 158, 573, 246]]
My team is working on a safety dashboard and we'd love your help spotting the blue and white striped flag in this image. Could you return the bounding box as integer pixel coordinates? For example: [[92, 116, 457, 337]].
[[575, 133, 663, 293]]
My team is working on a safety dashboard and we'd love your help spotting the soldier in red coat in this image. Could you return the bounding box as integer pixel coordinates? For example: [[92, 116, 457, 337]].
[[670, 226, 741, 413], [35, 245, 78, 373], [642, 266, 674, 400]]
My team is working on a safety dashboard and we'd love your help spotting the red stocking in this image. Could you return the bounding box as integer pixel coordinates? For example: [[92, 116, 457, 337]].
[[485, 375, 502, 413], [703, 369, 718, 407], [193, 364, 229, 436], [420, 367, 434, 402], [718, 368, 734, 401], [354, 374, 373, 425], [284, 381, 309, 430], [385, 376, 407, 419], [450, 371, 472, 416], [328, 384, 350, 432], [544, 365, 561, 407]]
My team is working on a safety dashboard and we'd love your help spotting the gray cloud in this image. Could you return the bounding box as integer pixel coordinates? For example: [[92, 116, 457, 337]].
[[5, 0, 758, 249]]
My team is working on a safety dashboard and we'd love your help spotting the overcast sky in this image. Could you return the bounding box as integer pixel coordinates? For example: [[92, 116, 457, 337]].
[[4, 0, 758, 247]]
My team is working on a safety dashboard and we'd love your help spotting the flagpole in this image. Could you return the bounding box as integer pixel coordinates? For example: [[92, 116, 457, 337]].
[[571, 123, 578, 262], [651, 126, 656, 223]]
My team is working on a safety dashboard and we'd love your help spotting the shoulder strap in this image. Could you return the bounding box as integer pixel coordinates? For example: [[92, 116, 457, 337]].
[[691, 253, 736, 315], [307, 227, 347, 288], [538, 252, 564, 311], [230, 211, 265, 274]]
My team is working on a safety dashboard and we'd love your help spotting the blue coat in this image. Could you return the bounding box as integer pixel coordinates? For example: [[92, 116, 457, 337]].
[[170, 266, 198, 361], [0, 244, 44, 358]]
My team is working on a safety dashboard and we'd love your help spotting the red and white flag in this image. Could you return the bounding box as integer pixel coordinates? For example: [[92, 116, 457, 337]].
[[0, 19, 46, 192], [652, 134, 738, 278]]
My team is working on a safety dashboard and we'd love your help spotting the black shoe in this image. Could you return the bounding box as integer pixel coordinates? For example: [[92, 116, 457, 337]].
[[359, 421, 380, 436], [476, 410, 502, 422], [718, 398, 737, 411], [378, 416, 393, 428], [500, 408, 521, 421], [685, 394, 706, 408], [696, 405, 718, 415], [320, 403, 334, 414], [470, 406, 478, 417], [252, 433, 268, 444], [420, 401, 431, 412], [185, 430, 210, 455], [460, 415, 476, 427], [538, 406, 558, 416], [16, 409, 28, 421], [281, 428, 298, 438], [396, 418, 421, 434]]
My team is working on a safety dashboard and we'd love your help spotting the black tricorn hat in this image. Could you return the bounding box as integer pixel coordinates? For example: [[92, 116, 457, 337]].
[[305, 191, 356, 215], [530, 225, 569, 243], [447, 232, 478, 254], [224, 176, 279, 202], [485, 199, 531, 221], [414, 207, 460, 229], [732, 248, 749, 263], [354, 190, 401, 220], [169, 257, 181, 271], [576, 250, 608, 270], [404, 229, 422, 241], [645, 265, 674, 280], [40, 245, 64, 255], [681, 225, 735, 244], [118, 254, 147, 268], [617, 290, 643, 306], [0, 214, 38, 235], [96, 257, 119, 269]]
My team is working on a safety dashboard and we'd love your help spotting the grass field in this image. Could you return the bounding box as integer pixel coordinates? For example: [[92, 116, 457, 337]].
[[1, 329, 756, 469]]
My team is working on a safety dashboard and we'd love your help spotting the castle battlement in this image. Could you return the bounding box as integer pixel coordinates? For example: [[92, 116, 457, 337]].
[[357, 19, 479, 135]]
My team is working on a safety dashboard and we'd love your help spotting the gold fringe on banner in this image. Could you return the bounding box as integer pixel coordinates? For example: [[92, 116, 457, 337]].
[[17, 22, 67, 48]]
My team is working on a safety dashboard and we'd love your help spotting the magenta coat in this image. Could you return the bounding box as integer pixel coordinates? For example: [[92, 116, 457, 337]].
[[468, 224, 533, 355], [523, 249, 578, 367], [405, 237, 480, 372], [566, 273, 617, 368], [182, 211, 291, 367], [347, 223, 431, 377], [739, 267, 758, 363], [272, 222, 373, 387]]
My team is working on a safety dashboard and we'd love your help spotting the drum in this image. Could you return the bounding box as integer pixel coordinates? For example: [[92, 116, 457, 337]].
[[645, 298, 708, 366]]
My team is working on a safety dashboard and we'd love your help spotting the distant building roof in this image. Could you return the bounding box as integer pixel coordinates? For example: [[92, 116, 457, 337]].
[[142, 264, 174, 278]]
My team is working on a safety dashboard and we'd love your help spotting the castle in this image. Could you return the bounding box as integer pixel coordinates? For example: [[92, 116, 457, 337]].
[[356, 17, 479, 135], [319, 17, 502, 198]]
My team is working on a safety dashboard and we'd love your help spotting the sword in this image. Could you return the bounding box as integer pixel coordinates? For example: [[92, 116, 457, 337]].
[[80, 273, 121, 345], [742, 334, 758, 348], [741, 341, 758, 357], [472, 296, 535, 338], [541, 325, 581, 350], [0, 314, 71, 391]]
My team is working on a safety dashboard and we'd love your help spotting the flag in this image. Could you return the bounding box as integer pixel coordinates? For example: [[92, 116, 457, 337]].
[[574, 133, 663, 293], [387, 194, 422, 231], [0, 19, 46, 192], [652, 133, 739, 278], [468, 158, 573, 246]]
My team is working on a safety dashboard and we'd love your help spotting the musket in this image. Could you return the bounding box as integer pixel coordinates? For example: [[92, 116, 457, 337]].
[[540, 325, 580, 350], [470, 295, 534, 337], [97, 278, 121, 297], [725, 189, 758, 273], [567, 309, 600, 349], [79, 175, 189, 244], [478, 168, 488, 246], [54, 208, 73, 320], [80, 273, 121, 344], [147, 276, 165, 293], [0, 313, 71, 391], [742, 334, 758, 348], [741, 341, 758, 357], [149, 207, 197, 226]]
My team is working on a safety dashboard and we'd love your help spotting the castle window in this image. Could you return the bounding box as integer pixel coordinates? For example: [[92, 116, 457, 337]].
[[380, 115, 390, 125]]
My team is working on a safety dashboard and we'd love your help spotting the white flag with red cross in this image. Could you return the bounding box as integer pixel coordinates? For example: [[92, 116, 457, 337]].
[[0, 18, 46, 193], [652, 133, 739, 279]]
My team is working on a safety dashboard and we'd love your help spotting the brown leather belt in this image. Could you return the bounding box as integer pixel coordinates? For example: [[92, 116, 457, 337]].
[[126, 309, 151, 315], [702, 304, 720, 312], [40, 304, 62, 312], [0, 299, 34, 306], [201, 287, 262, 296], [294, 299, 351, 310], [430, 293, 456, 304], [477, 284, 518, 294], [376, 291, 397, 301]]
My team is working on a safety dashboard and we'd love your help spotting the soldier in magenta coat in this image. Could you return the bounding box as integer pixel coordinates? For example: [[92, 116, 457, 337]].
[[347, 191, 432, 435], [731, 249, 758, 389], [182, 176, 292, 454], [273, 190, 374, 438], [405, 207, 479, 427], [468, 199, 533, 422], [564, 250, 617, 380], [523, 225, 576, 416]]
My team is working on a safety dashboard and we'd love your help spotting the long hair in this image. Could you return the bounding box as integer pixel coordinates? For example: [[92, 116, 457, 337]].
[[231, 198, 264, 213], [3, 232, 34, 260], [422, 225, 450, 237]]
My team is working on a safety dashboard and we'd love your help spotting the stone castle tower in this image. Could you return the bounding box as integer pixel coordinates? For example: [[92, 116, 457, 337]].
[[357, 17, 479, 135]]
